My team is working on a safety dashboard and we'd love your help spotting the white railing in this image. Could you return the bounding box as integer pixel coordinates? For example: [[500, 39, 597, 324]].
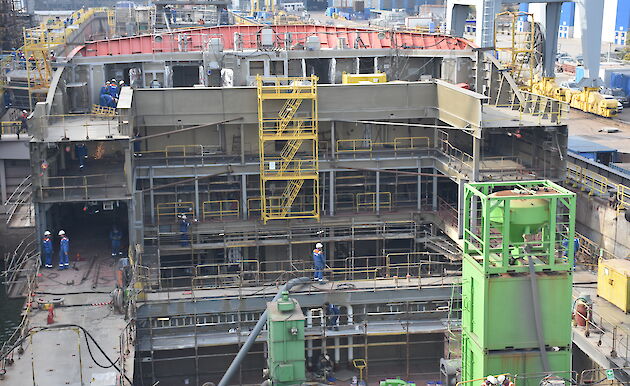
[[4, 175, 33, 226]]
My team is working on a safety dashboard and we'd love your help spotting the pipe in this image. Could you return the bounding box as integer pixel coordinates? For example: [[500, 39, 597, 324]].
[[527, 255, 550, 372], [218, 277, 310, 386]]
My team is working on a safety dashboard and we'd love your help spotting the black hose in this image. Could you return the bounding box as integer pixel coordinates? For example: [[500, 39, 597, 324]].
[[35, 291, 111, 295], [0, 323, 132, 384]]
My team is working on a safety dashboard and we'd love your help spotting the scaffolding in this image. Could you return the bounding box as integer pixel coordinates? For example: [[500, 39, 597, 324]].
[[494, 11, 536, 90], [257, 75, 320, 222]]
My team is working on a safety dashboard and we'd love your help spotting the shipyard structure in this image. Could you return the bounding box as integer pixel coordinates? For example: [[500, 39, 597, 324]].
[[0, 3, 629, 386]]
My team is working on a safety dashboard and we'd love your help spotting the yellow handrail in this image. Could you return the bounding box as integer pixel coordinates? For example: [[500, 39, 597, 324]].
[[202, 200, 239, 220]]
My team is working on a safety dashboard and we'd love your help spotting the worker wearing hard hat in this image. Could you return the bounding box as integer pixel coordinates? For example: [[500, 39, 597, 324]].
[[482, 376, 498, 386], [42, 230, 53, 268], [58, 230, 70, 270], [497, 375, 514, 386], [312, 242, 325, 282], [179, 214, 191, 247]]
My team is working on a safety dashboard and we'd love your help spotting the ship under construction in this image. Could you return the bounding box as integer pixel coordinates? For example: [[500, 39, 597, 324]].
[[0, 1, 630, 386]]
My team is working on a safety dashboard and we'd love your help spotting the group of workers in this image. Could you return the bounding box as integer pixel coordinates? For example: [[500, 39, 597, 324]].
[[99, 79, 125, 108], [42, 230, 70, 269], [42, 225, 124, 268], [482, 375, 514, 386]]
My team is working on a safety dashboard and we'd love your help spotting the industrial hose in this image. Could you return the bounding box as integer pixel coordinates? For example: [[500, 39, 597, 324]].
[[527, 255, 550, 373], [218, 276, 310, 386]]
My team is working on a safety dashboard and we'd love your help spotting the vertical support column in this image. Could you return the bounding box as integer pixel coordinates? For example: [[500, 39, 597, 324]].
[[0, 159, 6, 203], [194, 170, 200, 219], [542, 2, 562, 78], [149, 167, 155, 224], [241, 174, 247, 220], [472, 136, 481, 182], [474, 49, 485, 95], [375, 170, 380, 214], [334, 337, 340, 362], [417, 163, 422, 211], [457, 179, 466, 238], [432, 173, 438, 210], [331, 121, 336, 160], [329, 170, 335, 216], [576, 0, 604, 87], [240, 123, 245, 164]]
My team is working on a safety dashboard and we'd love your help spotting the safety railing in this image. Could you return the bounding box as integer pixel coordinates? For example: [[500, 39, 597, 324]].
[[154, 219, 420, 252], [0, 235, 40, 371], [256, 75, 318, 97], [579, 367, 629, 385], [137, 255, 459, 293], [261, 158, 318, 176], [437, 130, 473, 171], [259, 118, 317, 137], [356, 192, 392, 212], [486, 85, 570, 125], [118, 320, 135, 385], [0, 121, 22, 135], [37, 173, 128, 201], [335, 136, 431, 159], [573, 295, 630, 368], [156, 201, 194, 223], [566, 162, 630, 212], [202, 200, 239, 220], [385, 251, 458, 278], [4, 175, 32, 226], [35, 114, 119, 141]]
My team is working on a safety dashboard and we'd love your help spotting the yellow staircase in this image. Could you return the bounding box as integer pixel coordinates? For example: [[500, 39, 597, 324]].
[[257, 75, 319, 222]]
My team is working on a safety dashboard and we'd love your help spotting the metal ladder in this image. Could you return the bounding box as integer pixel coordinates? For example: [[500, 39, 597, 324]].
[[279, 180, 304, 216]]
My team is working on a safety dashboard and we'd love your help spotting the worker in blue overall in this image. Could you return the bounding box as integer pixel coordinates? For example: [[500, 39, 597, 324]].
[[562, 237, 580, 269], [100, 81, 110, 96], [324, 302, 340, 330], [107, 79, 119, 98], [42, 230, 53, 268], [75, 143, 88, 169], [312, 242, 325, 282], [179, 214, 191, 247], [58, 230, 70, 269], [110, 226, 123, 257]]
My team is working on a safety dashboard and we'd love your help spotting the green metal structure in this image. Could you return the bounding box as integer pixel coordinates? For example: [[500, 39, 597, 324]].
[[461, 180, 576, 386], [266, 291, 306, 386]]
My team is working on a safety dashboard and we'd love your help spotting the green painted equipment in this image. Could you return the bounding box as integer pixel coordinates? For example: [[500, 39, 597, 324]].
[[461, 181, 576, 386], [266, 291, 306, 386], [379, 378, 416, 386]]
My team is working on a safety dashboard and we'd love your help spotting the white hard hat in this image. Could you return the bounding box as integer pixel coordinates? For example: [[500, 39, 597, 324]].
[[44, 230, 51, 236], [181, 214, 187, 219], [316, 242, 323, 249], [487, 376, 498, 385], [497, 375, 505, 383], [111, 78, 116, 82], [119, 80, 124, 85], [58, 230, 65, 235], [22, 110, 27, 113]]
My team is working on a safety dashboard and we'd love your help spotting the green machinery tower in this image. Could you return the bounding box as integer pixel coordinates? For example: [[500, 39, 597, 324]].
[[461, 181, 576, 385], [266, 291, 306, 386]]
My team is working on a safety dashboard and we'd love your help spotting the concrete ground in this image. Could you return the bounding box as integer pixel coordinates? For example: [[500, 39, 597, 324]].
[[1, 236, 133, 386]]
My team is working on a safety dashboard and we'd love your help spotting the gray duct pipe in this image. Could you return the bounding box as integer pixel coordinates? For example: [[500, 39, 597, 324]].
[[218, 277, 310, 386]]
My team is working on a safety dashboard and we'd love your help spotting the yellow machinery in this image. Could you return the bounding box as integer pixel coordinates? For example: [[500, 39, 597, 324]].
[[494, 11, 536, 89], [569, 87, 619, 118], [494, 11, 619, 118], [341, 72, 387, 84], [597, 259, 630, 312], [257, 75, 320, 223], [530, 78, 618, 118]]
